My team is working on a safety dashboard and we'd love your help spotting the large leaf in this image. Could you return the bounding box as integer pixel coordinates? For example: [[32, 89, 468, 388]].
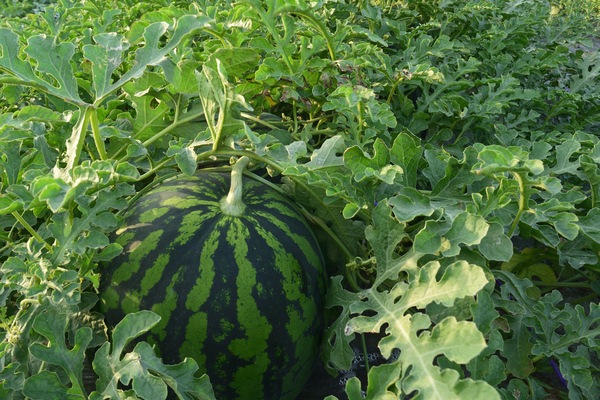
[[87, 15, 211, 104], [344, 138, 402, 185], [22, 371, 77, 400], [494, 271, 600, 399], [414, 211, 490, 257], [0, 29, 82, 104], [28, 309, 91, 397], [24, 35, 81, 103], [82, 32, 130, 102], [91, 311, 215, 400], [390, 130, 423, 188], [196, 59, 252, 147], [327, 203, 496, 399]]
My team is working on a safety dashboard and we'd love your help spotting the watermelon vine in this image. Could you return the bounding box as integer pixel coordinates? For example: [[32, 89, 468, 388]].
[[1, 1, 600, 399]]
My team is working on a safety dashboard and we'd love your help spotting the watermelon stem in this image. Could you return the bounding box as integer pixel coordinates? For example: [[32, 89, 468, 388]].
[[205, 149, 363, 290], [220, 156, 251, 216]]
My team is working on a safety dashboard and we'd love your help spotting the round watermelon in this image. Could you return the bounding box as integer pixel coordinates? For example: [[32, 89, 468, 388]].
[[98, 160, 327, 399]]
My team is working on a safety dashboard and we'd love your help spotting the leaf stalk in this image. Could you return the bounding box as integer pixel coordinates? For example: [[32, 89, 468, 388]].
[[11, 211, 52, 251]]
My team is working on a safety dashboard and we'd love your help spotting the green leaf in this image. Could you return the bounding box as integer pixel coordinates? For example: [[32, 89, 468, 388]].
[[91, 310, 161, 399], [578, 208, 600, 244], [503, 314, 534, 378], [329, 201, 494, 398], [24, 35, 81, 103], [82, 32, 129, 101], [196, 59, 251, 147], [474, 145, 543, 176], [478, 222, 513, 262], [495, 270, 600, 397], [132, 342, 215, 400], [364, 201, 410, 281], [344, 139, 402, 184], [413, 219, 447, 255], [174, 146, 198, 176], [551, 139, 581, 175], [0, 195, 22, 214], [525, 293, 600, 398], [323, 276, 362, 371], [350, 312, 493, 399], [22, 371, 75, 400], [347, 362, 401, 400], [342, 202, 361, 219], [0, 28, 38, 82], [570, 52, 600, 95], [0, 29, 81, 104], [305, 135, 345, 169], [123, 75, 171, 141], [255, 56, 290, 83], [207, 48, 261, 80], [13, 105, 65, 123], [581, 154, 600, 208], [414, 212, 489, 257], [162, 59, 202, 94], [114, 311, 160, 357], [47, 183, 132, 264], [388, 188, 435, 223], [551, 212, 579, 240], [94, 15, 211, 103], [442, 212, 490, 257], [390, 130, 422, 188], [31, 176, 71, 212], [0, 360, 25, 394], [431, 147, 483, 196], [29, 309, 91, 396], [91, 311, 215, 400]]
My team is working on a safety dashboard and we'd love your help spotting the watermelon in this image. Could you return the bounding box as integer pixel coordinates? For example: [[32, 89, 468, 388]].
[[98, 157, 327, 399]]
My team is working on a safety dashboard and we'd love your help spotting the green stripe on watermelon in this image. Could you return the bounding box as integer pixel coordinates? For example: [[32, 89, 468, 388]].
[[99, 159, 326, 400]]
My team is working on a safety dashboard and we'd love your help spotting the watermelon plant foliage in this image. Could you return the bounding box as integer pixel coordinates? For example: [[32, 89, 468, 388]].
[[0, 0, 599, 399]]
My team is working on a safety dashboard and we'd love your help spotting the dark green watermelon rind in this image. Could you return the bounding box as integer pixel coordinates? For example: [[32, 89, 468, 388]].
[[99, 173, 327, 400]]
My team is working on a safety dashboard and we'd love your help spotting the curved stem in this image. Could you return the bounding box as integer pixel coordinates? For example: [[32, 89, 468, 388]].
[[240, 112, 282, 131], [11, 211, 52, 251], [386, 79, 400, 104], [569, 292, 599, 305], [292, 100, 299, 134], [360, 333, 370, 374], [220, 156, 251, 216], [115, 109, 204, 162], [89, 107, 107, 161], [355, 101, 364, 144], [282, 7, 337, 61], [65, 106, 93, 172], [199, 149, 358, 275], [210, 103, 227, 152], [145, 109, 205, 148], [508, 172, 527, 237], [136, 158, 174, 182]]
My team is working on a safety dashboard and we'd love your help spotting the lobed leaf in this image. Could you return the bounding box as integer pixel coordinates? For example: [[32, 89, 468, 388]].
[[91, 311, 216, 400], [24, 35, 81, 103], [0, 29, 81, 105], [82, 33, 129, 101], [22, 371, 75, 400], [414, 211, 489, 257], [91, 15, 211, 104], [29, 309, 91, 397], [344, 139, 402, 184], [494, 271, 600, 398], [327, 202, 494, 398], [390, 131, 422, 188]]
